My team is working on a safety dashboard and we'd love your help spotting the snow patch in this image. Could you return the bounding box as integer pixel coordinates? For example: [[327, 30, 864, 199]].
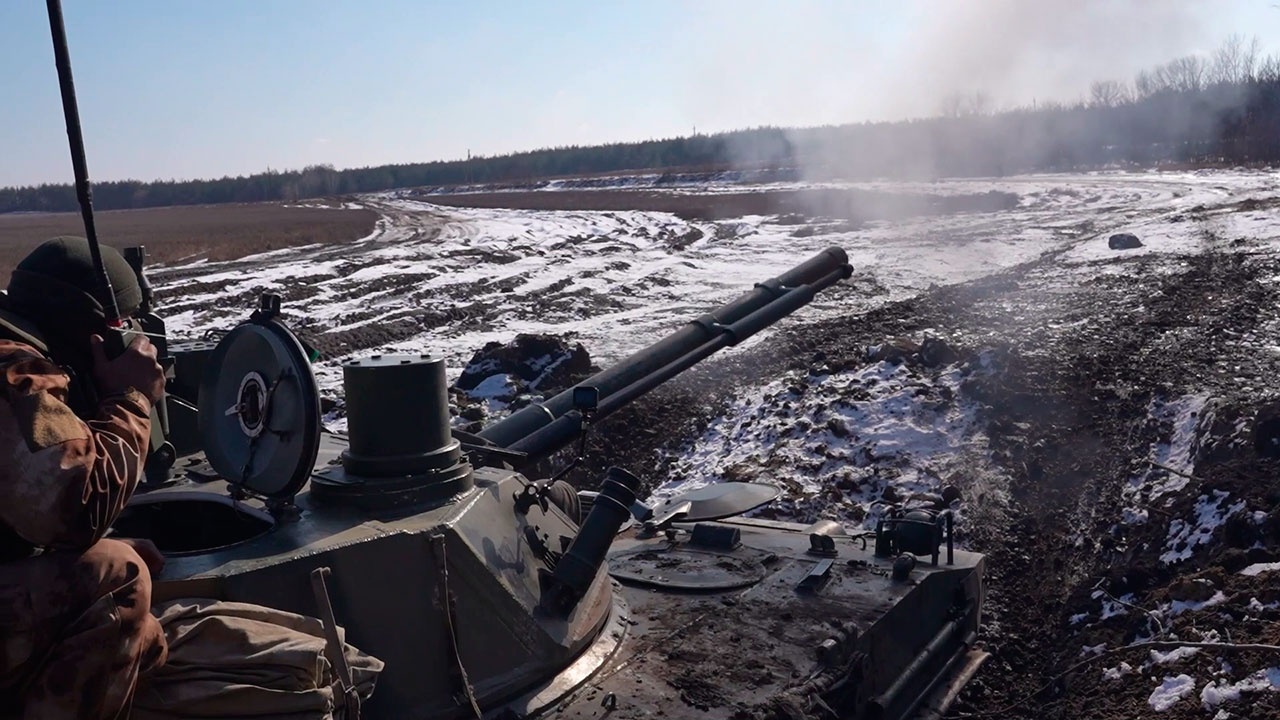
[[465, 374, 521, 414], [654, 359, 996, 524], [1240, 562, 1280, 577], [1248, 597, 1280, 612], [1150, 674, 1197, 711], [322, 410, 348, 435], [1169, 591, 1228, 616], [1091, 590, 1135, 620], [468, 374, 519, 400], [1161, 491, 1246, 564], [1102, 661, 1134, 680], [1201, 668, 1280, 709], [1151, 646, 1201, 664], [1122, 395, 1208, 525], [1202, 680, 1244, 708]]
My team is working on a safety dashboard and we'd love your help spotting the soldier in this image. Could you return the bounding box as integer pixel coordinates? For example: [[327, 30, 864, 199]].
[[0, 236, 168, 719]]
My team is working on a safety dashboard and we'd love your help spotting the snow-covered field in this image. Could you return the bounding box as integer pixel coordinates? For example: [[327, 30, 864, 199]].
[[156, 173, 1272, 416], [152, 169, 1280, 523], [155, 169, 1280, 393]]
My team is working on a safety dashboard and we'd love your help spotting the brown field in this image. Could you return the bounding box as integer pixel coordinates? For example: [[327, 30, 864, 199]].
[[410, 187, 1019, 222], [0, 185, 1017, 281], [0, 202, 378, 278]]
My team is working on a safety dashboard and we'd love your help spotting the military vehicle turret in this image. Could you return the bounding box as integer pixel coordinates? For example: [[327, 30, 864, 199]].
[[106, 244, 987, 720]]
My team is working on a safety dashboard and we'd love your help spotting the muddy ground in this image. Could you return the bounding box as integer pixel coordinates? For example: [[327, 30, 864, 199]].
[[410, 186, 1019, 223]]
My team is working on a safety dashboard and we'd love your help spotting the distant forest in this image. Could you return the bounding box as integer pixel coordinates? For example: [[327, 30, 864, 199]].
[[4, 35, 1279, 214]]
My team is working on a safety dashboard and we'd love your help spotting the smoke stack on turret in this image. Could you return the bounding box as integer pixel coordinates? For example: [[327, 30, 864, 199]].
[[311, 354, 474, 510]]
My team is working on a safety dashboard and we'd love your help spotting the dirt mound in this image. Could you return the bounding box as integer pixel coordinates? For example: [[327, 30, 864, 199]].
[[456, 333, 594, 394], [447, 333, 599, 433]]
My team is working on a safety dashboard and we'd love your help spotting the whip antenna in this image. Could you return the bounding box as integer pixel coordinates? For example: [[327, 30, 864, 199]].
[[45, 0, 122, 327]]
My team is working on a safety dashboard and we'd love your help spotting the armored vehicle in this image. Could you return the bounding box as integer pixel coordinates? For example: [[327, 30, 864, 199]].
[[109, 244, 987, 720], [36, 2, 987, 714]]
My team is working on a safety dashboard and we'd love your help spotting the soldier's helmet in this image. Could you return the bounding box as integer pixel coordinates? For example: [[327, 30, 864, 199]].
[[7, 236, 142, 327]]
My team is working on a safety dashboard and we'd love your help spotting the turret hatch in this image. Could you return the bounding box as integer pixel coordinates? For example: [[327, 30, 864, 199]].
[[196, 296, 321, 503]]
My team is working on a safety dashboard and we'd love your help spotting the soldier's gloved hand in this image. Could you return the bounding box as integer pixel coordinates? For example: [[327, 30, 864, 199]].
[[90, 333, 166, 405]]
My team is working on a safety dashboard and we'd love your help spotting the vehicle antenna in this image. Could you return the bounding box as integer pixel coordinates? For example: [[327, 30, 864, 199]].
[[45, 0, 123, 330]]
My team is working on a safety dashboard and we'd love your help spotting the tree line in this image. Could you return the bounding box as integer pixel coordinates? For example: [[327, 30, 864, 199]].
[[788, 33, 1280, 180], [3, 35, 1279, 214]]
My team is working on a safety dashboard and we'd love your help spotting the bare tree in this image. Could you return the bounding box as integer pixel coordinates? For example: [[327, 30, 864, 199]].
[[1211, 34, 1243, 83], [1158, 55, 1206, 93], [1258, 53, 1280, 83], [939, 91, 994, 118], [1089, 80, 1130, 107], [1211, 33, 1262, 84], [939, 93, 966, 118], [1245, 37, 1262, 80], [964, 91, 994, 116], [1134, 69, 1162, 98]]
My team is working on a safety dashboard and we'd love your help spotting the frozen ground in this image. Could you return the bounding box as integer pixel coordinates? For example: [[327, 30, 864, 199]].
[[154, 169, 1276, 397], [151, 167, 1280, 719]]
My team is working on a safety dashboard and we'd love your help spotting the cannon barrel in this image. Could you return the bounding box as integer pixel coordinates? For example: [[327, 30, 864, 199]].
[[477, 246, 852, 461]]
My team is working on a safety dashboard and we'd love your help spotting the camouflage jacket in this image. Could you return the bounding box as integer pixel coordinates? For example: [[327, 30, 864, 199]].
[[0, 339, 151, 560]]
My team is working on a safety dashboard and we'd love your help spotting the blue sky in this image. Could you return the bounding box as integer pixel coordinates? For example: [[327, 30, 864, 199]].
[[2, 1, 1276, 187]]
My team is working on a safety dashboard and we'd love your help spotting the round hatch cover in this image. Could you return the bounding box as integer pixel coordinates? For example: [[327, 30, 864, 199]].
[[650, 482, 781, 523], [608, 545, 774, 590], [197, 319, 320, 499]]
